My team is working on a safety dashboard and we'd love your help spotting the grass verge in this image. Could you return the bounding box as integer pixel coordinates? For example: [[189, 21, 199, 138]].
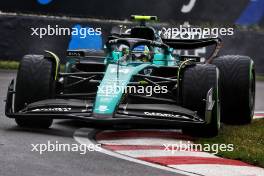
[[0, 61, 19, 70], [256, 75, 264, 81], [196, 119, 264, 168], [0, 60, 65, 71]]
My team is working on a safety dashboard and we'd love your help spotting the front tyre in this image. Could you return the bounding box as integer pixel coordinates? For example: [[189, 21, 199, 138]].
[[14, 55, 55, 128], [181, 64, 220, 137]]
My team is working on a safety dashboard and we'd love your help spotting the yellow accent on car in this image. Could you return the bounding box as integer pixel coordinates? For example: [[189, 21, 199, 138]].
[[45, 50, 60, 80], [131, 15, 158, 21], [139, 80, 148, 85]]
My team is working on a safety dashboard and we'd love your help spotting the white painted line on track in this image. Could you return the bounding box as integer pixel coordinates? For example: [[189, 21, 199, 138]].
[[73, 128, 201, 176], [116, 149, 219, 158], [254, 116, 264, 119], [96, 129, 193, 146], [254, 111, 264, 119], [255, 111, 264, 113], [97, 138, 191, 146]]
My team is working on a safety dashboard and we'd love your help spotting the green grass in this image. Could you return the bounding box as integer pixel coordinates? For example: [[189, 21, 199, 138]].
[[0, 60, 65, 71], [256, 75, 264, 81], [0, 61, 19, 70], [196, 119, 264, 168]]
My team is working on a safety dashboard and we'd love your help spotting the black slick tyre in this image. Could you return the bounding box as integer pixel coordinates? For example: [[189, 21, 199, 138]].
[[212, 55, 255, 124], [181, 64, 220, 137], [14, 55, 55, 128]]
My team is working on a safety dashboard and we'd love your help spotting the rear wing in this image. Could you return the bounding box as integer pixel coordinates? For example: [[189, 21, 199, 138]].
[[162, 38, 222, 63]]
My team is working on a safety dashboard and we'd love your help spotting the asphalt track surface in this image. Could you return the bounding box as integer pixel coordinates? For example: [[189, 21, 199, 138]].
[[0, 70, 263, 176]]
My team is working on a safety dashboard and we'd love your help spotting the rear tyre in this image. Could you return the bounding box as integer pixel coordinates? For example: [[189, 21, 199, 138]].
[[212, 55, 255, 124], [15, 55, 55, 128], [181, 64, 220, 137]]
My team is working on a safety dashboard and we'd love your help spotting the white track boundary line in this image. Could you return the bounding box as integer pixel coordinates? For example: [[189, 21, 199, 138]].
[[116, 149, 218, 158], [254, 111, 264, 119], [73, 128, 202, 176]]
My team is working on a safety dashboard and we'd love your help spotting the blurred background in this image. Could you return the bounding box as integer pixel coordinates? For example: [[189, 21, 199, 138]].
[[0, 0, 263, 74]]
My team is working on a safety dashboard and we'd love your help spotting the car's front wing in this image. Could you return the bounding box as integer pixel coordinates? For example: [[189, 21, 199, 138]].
[[5, 80, 208, 128]]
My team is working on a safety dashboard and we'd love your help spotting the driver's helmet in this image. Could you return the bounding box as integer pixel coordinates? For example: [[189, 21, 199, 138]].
[[131, 45, 151, 62], [117, 44, 151, 62]]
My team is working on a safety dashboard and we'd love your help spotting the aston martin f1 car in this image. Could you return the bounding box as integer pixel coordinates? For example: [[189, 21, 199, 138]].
[[5, 15, 255, 136]]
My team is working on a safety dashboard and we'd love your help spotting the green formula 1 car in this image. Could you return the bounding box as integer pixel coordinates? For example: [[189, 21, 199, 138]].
[[5, 15, 255, 137]]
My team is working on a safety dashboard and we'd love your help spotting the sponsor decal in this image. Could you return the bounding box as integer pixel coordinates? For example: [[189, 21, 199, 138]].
[[97, 105, 109, 112], [32, 108, 72, 112], [67, 51, 83, 57], [143, 68, 153, 75], [144, 112, 189, 119]]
